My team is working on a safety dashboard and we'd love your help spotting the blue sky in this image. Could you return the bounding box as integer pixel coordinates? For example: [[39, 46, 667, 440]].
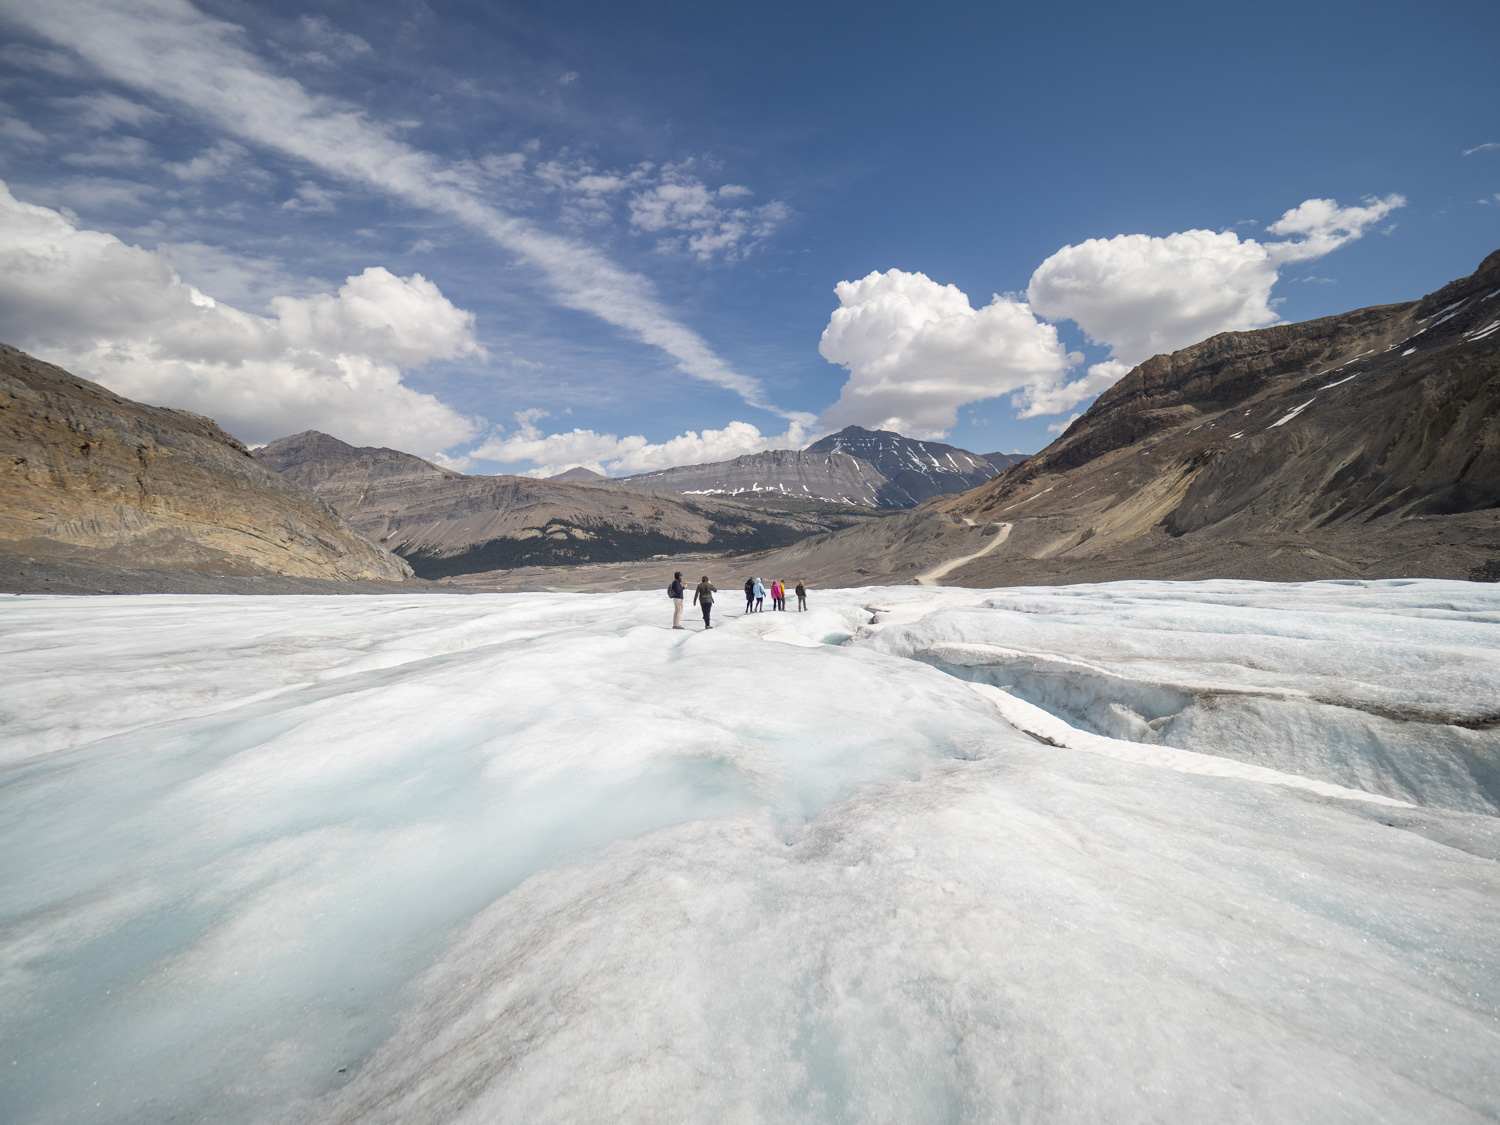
[[0, 0, 1496, 475]]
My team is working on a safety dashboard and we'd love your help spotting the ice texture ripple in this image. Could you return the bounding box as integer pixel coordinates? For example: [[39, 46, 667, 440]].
[[0, 581, 1497, 1124]]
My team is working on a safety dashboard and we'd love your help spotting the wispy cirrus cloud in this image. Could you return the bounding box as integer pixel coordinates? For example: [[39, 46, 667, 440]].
[[1, 0, 802, 420], [51, 92, 163, 129]]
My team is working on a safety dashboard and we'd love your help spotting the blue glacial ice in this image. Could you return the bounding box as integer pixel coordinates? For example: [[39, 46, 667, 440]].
[[0, 580, 1497, 1124]]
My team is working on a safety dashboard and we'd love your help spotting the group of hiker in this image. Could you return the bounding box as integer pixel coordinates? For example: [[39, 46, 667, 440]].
[[666, 571, 807, 629], [742, 575, 800, 614]]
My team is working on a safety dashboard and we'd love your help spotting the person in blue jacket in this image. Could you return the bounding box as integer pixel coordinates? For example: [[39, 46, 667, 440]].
[[751, 576, 766, 613]]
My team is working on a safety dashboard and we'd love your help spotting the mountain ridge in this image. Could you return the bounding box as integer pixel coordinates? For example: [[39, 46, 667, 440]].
[[611, 425, 1010, 507], [755, 249, 1500, 588], [257, 431, 888, 577]]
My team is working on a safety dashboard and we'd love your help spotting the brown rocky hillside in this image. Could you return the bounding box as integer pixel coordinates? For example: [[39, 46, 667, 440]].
[[759, 249, 1500, 587], [0, 345, 412, 583], [256, 431, 886, 578]]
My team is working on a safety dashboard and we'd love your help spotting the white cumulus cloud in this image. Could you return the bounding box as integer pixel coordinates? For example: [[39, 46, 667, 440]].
[[816, 269, 1078, 438], [0, 181, 479, 453], [472, 419, 808, 478], [1027, 195, 1406, 369], [1261, 195, 1405, 262], [819, 196, 1403, 434]]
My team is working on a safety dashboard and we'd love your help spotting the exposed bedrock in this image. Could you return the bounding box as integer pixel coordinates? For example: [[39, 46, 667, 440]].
[[0, 344, 411, 582]]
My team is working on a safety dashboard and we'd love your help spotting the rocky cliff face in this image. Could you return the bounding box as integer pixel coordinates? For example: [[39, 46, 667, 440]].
[[258, 431, 886, 578], [0, 345, 412, 582], [759, 250, 1500, 587]]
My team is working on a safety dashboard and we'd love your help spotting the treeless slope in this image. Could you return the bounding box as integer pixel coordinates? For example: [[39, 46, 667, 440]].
[[257, 431, 884, 577], [0, 344, 412, 581], [758, 250, 1500, 587]]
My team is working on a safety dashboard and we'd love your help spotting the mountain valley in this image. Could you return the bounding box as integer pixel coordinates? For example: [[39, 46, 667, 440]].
[[256, 431, 888, 578]]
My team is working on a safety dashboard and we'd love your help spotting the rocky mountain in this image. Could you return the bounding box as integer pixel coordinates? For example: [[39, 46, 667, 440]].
[[759, 249, 1500, 588], [616, 446, 886, 505], [0, 344, 412, 583], [981, 452, 1028, 474], [547, 466, 607, 482], [612, 426, 1008, 508], [803, 426, 1005, 505], [257, 431, 886, 578]]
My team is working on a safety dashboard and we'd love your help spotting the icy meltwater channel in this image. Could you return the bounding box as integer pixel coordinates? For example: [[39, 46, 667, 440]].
[[1, 582, 1498, 1124]]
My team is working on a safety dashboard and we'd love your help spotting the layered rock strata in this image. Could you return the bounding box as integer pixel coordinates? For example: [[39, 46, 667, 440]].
[[0, 344, 411, 582]]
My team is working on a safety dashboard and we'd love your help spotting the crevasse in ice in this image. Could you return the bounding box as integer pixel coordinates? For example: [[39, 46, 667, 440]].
[[1, 580, 1497, 1124]]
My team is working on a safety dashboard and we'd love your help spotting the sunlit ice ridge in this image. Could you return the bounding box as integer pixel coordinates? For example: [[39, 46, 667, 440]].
[[2, 579, 1499, 1124]]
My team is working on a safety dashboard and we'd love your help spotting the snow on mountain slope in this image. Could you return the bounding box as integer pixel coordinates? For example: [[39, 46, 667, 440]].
[[804, 425, 1000, 506], [1, 582, 1498, 1124]]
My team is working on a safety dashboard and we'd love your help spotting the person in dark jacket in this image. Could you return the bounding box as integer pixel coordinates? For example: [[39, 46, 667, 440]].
[[744, 576, 755, 615], [795, 579, 808, 611], [668, 571, 685, 629], [693, 575, 717, 628]]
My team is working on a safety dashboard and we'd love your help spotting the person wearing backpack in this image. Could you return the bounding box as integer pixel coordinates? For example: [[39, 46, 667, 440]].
[[668, 571, 685, 629], [694, 575, 717, 628]]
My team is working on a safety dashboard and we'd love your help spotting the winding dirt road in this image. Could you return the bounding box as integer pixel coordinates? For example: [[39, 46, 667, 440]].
[[914, 521, 1012, 586]]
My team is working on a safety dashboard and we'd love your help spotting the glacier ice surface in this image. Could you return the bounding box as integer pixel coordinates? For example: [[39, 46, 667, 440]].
[[1, 580, 1498, 1124]]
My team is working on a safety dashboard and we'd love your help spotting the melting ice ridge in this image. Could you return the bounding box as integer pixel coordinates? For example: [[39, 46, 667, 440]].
[[1, 581, 1498, 1124]]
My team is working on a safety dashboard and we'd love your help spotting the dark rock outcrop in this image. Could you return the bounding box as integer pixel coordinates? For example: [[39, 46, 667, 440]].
[[0, 344, 412, 582]]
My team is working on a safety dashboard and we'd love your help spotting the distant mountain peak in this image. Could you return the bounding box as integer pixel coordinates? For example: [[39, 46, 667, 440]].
[[803, 426, 1008, 506], [547, 466, 608, 482]]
